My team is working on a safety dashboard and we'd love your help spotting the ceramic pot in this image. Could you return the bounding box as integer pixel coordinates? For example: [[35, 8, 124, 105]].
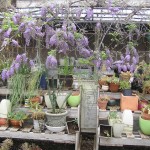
[[139, 116, 150, 135], [101, 85, 109, 91], [67, 91, 81, 107], [0, 99, 11, 118], [44, 92, 69, 109], [45, 123, 66, 132], [122, 89, 132, 96], [113, 123, 124, 137], [45, 110, 68, 127], [98, 101, 108, 110], [109, 83, 119, 92], [33, 119, 45, 131]]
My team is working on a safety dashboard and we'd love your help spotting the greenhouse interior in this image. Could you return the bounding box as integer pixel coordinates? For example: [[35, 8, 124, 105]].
[[0, 0, 150, 150]]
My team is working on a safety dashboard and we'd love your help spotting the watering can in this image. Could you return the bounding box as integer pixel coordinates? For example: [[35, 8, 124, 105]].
[[0, 99, 11, 118]]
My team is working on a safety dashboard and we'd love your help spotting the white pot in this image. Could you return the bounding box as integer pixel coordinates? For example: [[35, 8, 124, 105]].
[[44, 92, 68, 109], [33, 119, 45, 131], [45, 123, 66, 132], [101, 85, 109, 91], [0, 99, 11, 118], [122, 109, 133, 126], [113, 123, 124, 138]]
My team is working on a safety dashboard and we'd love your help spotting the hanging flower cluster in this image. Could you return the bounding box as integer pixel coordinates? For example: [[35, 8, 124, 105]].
[[1, 53, 35, 81], [113, 46, 139, 73], [45, 22, 93, 57], [0, 13, 45, 48]]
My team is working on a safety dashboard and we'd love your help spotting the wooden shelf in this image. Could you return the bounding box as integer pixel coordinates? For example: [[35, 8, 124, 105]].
[[99, 131, 150, 147], [0, 130, 76, 144]]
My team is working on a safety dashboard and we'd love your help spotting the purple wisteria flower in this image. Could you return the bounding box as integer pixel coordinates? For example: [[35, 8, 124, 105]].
[[86, 8, 93, 19], [15, 54, 22, 63], [6, 70, 10, 79], [19, 22, 25, 31], [1, 40, 8, 47], [4, 28, 12, 38], [96, 22, 101, 30], [49, 34, 57, 46], [1, 69, 7, 81], [29, 60, 35, 67], [46, 55, 57, 69], [40, 7, 47, 17], [75, 8, 82, 20], [23, 28, 31, 46], [11, 39, 19, 47], [9, 67, 15, 76], [14, 63, 20, 71], [79, 48, 91, 58]]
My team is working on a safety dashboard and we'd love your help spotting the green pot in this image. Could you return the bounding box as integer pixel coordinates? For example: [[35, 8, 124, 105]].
[[67, 94, 81, 107], [139, 116, 150, 135]]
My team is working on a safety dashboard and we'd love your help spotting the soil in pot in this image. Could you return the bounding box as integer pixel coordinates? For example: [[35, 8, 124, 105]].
[[67, 120, 79, 134]]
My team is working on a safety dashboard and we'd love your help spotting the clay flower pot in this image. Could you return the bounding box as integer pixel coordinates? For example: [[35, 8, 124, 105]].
[[0, 118, 8, 126], [109, 83, 119, 92], [98, 100, 108, 110], [9, 119, 23, 128], [30, 96, 41, 104]]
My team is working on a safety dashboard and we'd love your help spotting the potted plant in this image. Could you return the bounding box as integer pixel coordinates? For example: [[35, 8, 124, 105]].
[[8, 111, 28, 128], [44, 52, 72, 132], [97, 94, 110, 110], [139, 104, 150, 135], [108, 76, 120, 92], [119, 80, 132, 96], [108, 111, 121, 126]]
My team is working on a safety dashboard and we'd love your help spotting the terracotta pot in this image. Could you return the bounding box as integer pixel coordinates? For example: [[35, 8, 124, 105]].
[[30, 96, 41, 104], [9, 119, 22, 128], [109, 83, 119, 92], [0, 118, 8, 126], [141, 112, 150, 120], [98, 100, 108, 110]]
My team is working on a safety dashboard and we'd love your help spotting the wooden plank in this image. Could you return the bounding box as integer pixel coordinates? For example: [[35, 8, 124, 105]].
[[0, 126, 8, 131], [9, 127, 20, 132], [139, 131, 150, 139], [0, 130, 76, 143], [126, 133, 135, 138], [21, 125, 33, 133], [99, 136, 150, 146]]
